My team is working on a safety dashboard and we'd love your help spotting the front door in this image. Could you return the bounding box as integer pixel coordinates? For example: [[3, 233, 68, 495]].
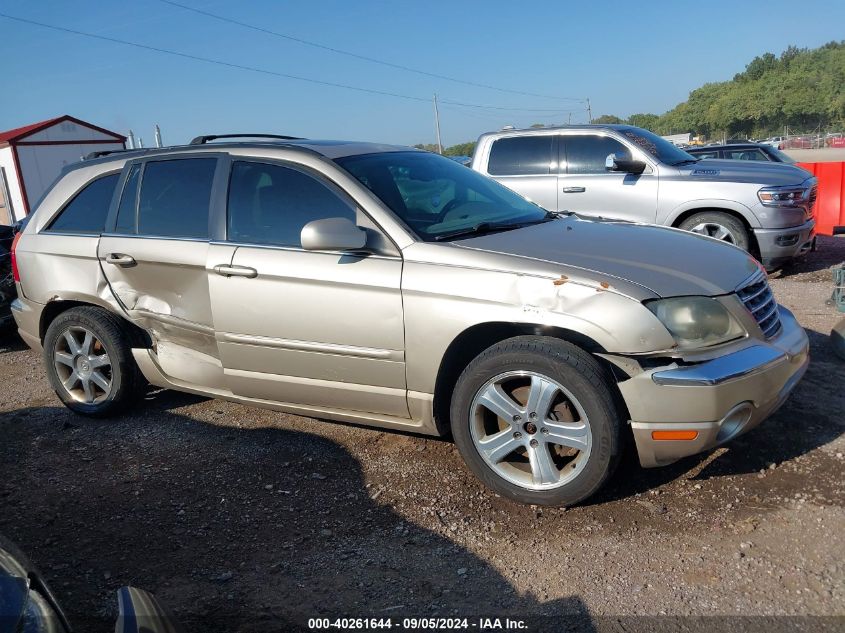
[[99, 155, 233, 389], [558, 133, 659, 223], [209, 159, 408, 417]]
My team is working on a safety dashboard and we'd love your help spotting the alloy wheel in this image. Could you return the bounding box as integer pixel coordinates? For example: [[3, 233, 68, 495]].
[[53, 326, 113, 404], [689, 222, 736, 243], [469, 371, 592, 491]]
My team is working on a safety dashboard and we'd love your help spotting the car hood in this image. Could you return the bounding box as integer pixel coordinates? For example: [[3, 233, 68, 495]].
[[455, 217, 760, 298], [679, 159, 812, 185]]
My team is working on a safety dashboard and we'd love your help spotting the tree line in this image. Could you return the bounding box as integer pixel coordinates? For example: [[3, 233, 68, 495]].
[[418, 41, 844, 153]]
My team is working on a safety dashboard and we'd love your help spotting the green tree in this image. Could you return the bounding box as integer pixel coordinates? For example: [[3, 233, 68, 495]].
[[592, 114, 624, 124], [626, 113, 660, 130]]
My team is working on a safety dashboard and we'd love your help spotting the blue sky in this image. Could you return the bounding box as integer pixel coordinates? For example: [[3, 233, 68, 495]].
[[2, 0, 844, 147]]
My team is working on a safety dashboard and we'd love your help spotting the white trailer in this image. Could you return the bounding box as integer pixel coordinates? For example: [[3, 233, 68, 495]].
[[0, 115, 125, 224], [660, 133, 692, 147]]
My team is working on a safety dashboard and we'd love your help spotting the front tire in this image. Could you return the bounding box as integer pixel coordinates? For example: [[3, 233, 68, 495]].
[[679, 211, 750, 251], [450, 336, 621, 506], [43, 306, 143, 417]]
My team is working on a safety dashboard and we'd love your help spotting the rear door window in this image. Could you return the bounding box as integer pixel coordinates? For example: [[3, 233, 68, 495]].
[[136, 158, 216, 238], [45, 173, 120, 233], [227, 161, 356, 247], [487, 136, 554, 175], [726, 148, 769, 161], [562, 135, 632, 175]]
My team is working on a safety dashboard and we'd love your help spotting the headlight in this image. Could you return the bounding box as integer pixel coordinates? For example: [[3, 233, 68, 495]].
[[647, 297, 745, 349], [757, 184, 810, 207]]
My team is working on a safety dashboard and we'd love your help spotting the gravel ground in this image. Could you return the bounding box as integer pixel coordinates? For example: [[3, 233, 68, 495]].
[[1, 239, 844, 632]]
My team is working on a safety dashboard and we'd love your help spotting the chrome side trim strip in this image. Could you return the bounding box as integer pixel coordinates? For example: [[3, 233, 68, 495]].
[[652, 345, 787, 387], [219, 332, 403, 361]]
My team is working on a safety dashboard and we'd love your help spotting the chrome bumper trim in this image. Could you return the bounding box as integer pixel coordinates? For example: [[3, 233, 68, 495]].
[[651, 344, 787, 386]]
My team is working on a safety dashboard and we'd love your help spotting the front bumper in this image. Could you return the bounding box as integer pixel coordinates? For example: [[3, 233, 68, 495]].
[[620, 306, 809, 467], [754, 218, 815, 270]]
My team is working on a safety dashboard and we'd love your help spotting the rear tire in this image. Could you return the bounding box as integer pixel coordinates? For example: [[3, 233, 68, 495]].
[[450, 336, 621, 506], [43, 306, 143, 417], [679, 211, 750, 251]]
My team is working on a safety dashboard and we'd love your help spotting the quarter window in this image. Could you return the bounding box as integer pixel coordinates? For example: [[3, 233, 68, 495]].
[[136, 158, 216, 238], [45, 173, 120, 233], [487, 136, 554, 176], [563, 135, 633, 175], [227, 161, 356, 247]]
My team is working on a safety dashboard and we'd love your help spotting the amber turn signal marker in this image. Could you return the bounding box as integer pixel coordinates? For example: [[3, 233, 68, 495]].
[[652, 430, 699, 441]]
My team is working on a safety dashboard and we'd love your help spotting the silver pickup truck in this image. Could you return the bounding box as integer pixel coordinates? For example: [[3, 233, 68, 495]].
[[471, 125, 817, 269]]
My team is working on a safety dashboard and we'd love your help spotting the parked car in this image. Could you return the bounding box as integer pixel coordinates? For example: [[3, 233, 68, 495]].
[[10, 135, 809, 506], [686, 142, 796, 164], [471, 125, 817, 270], [0, 533, 178, 633], [761, 136, 786, 148], [0, 223, 17, 331]]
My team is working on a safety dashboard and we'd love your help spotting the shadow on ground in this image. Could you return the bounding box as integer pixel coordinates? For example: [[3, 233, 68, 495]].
[[0, 401, 595, 633]]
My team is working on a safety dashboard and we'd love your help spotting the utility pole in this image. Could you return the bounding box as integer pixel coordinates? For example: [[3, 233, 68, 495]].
[[586, 98, 592, 124], [433, 93, 443, 154], [568, 113, 572, 125]]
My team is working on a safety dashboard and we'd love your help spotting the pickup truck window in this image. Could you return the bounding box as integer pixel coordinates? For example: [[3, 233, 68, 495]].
[[563, 135, 632, 175], [487, 136, 554, 176]]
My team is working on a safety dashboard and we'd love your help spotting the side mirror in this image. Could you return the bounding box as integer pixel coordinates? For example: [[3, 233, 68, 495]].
[[301, 217, 367, 252], [605, 153, 646, 175]]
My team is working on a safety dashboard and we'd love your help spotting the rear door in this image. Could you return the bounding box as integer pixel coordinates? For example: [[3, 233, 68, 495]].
[[99, 154, 235, 390], [484, 135, 558, 211], [557, 132, 659, 223]]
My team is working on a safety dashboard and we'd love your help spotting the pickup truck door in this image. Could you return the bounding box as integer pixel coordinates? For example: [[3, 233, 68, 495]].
[[484, 135, 558, 211], [557, 133, 658, 223], [209, 159, 408, 418]]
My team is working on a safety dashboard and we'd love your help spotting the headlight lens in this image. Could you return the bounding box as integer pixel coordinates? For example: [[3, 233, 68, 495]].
[[757, 184, 809, 207], [647, 297, 745, 349]]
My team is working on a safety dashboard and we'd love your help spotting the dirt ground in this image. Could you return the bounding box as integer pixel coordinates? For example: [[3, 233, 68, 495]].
[[1, 239, 844, 633]]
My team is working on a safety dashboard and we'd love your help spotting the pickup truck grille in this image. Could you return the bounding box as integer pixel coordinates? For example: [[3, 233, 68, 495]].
[[737, 274, 781, 339]]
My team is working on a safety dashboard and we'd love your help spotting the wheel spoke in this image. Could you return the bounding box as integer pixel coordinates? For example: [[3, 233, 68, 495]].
[[63, 331, 81, 355], [89, 370, 111, 393], [477, 383, 523, 422], [543, 420, 590, 451], [525, 375, 558, 420], [477, 428, 521, 463], [62, 371, 80, 391], [528, 443, 559, 486], [55, 351, 75, 367], [81, 377, 95, 403], [713, 226, 731, 241], [81, 331, 94, 356], [88, 354, 110, 369]]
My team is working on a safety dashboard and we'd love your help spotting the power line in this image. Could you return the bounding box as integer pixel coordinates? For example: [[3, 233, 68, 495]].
[[0, 12, 580, 114], [157, 0, 585, 103]]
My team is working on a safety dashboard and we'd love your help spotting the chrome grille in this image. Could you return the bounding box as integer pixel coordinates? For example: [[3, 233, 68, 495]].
[[737, 273, 781, 338]]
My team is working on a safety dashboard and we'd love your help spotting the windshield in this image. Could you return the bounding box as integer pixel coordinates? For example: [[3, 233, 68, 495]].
[[335, 151, 549, 241], [621, 127, 698, 165], [767, 146, 796, 164]]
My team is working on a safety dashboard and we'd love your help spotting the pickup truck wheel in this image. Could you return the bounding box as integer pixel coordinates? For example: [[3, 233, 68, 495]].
[[43, 306, 143, 418], [679, 211, 749, 250], [450, 336, 621, 506]]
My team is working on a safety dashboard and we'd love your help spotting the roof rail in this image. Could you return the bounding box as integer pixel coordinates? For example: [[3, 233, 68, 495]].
[[189, 133, 304, 145], [84, 148, 131, 160]]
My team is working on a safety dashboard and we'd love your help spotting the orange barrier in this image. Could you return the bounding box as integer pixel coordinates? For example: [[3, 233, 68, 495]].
[[798, 161, 845, 235]]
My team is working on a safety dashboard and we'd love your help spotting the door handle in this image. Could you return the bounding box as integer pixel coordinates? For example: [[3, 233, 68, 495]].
[[562, 186, 586, 193], [105, 253, 136, 267], [214, 264, 258, 278]]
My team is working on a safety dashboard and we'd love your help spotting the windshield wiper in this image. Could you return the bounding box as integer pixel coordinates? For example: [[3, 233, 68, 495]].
[[433, 218, 551, 242]]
